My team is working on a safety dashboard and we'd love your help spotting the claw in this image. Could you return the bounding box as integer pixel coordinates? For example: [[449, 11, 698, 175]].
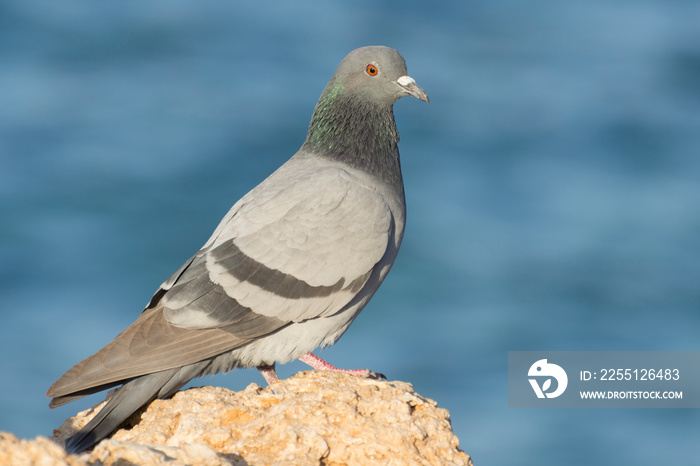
[[299, 353, 385, 380]]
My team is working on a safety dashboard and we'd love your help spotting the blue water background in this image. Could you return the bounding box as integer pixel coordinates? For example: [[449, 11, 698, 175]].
[[1, 1, 699, 464]]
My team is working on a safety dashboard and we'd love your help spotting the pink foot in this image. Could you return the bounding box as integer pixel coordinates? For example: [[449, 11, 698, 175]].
[[298, 353, 386, 380], [257, 363, 280, 384]]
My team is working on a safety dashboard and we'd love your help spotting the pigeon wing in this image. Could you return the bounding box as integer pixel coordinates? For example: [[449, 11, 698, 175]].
[[47, 162, 394, 400]]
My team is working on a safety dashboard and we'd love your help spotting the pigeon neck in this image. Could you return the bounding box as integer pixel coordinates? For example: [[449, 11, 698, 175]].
[[302, 84, 403, 191]]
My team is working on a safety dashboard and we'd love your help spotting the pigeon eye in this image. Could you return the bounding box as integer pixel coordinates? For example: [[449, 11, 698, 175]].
[[366, 64, 379, 76]]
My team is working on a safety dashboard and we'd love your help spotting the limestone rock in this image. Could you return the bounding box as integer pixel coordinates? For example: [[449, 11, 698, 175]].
[[0, 432, 81, 466], [6, 371, 471, 465]]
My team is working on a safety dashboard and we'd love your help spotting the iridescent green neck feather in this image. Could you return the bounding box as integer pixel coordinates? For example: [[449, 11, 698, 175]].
[[301, 81, 403, 191]]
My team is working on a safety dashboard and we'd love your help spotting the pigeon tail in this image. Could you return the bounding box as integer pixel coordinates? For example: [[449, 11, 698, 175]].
[[64, 362, 208, 454]]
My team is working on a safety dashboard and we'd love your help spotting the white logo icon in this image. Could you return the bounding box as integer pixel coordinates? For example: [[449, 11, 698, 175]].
[[528, 359, 568, 398]]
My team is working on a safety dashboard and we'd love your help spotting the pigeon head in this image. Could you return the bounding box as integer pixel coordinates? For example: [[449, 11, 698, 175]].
[[302, 46, 427, 187], [329, 46, 429, 106]]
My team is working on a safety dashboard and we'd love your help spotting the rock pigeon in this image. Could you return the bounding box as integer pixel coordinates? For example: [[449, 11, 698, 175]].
[[47, 45, 428, 454]]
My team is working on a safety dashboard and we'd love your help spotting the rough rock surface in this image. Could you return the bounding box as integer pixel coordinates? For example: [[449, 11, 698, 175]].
[[3, 371, 471, 465]]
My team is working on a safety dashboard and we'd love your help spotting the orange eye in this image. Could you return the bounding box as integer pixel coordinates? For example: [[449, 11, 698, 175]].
[[366, 64, 378, 76]]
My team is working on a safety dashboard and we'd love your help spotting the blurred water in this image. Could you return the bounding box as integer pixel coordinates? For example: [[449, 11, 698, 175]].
[[1, 1, 699, 464]]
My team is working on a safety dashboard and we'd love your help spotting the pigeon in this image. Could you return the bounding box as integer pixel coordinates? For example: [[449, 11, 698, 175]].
[[47, 45, 428, 454]]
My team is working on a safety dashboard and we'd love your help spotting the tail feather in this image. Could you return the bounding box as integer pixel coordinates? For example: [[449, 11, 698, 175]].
[[62, 361, 211, 454], [64, 369, 177, 454], [49, 382, 122, 409]]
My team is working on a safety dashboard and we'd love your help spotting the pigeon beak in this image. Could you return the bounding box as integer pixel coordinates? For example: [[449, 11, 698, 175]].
[[395, 75, 429, 103]]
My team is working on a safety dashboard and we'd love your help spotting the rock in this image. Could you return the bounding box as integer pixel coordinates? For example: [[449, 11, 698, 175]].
[[0, 433, 81, 466], [3, 371, 472, 465]]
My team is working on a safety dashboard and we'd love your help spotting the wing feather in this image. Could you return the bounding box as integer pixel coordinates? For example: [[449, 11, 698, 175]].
[[48, 158, 395, 399]]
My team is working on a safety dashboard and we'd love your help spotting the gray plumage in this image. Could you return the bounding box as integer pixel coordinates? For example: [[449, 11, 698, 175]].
[[47, 45, 428, 454]]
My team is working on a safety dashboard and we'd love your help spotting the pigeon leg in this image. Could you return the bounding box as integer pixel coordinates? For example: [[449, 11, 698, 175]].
[[257, 363, 280, 384], [298, 353, 385, 380]]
